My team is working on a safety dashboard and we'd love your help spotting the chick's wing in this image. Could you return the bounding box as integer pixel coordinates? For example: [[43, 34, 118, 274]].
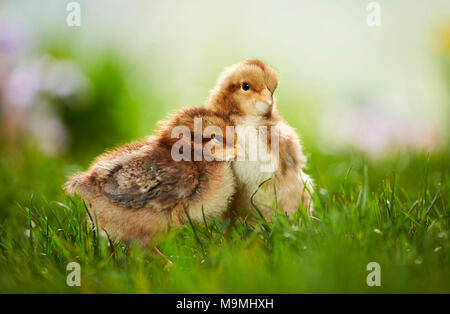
[[101, 157, 199, 210]]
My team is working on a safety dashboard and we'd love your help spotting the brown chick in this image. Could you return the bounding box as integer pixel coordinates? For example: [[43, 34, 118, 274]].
[[205, 59, 313, 220], [64, 107, 244, 247]]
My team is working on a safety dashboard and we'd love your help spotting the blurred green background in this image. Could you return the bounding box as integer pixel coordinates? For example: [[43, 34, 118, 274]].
[[0, 1, 449, 293]]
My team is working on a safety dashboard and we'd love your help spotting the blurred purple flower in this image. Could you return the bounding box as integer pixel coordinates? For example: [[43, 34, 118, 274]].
[[0, 13, 29, 60], [4, 63, 40, 108], [0, 44, 87, 156], [0, 10, 88, 156], [318, 98, 445, 158]]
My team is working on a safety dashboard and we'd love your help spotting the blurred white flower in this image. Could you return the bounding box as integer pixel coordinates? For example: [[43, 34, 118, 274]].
[[39, 56, 89, 98], [318, 97, 446, 158], [373, 229, 383, 235], [29, 101, 69, 157]]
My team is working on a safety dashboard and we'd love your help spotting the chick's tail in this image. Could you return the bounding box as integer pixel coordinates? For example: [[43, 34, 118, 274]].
[[63, 172, 91, 198]]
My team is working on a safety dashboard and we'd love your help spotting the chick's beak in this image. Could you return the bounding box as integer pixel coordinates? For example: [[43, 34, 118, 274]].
[[259, 89, 273, 106]]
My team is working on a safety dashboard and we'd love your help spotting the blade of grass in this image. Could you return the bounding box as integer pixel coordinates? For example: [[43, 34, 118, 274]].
[[183, 206, 205, 257]]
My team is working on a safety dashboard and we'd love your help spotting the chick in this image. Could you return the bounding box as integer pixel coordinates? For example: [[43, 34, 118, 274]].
[[205, 59, 313, 220], [64, 107, 243, 247]]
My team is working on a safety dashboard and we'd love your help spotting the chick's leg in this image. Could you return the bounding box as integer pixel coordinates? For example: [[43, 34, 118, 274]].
[[153, 247, 173, 270]]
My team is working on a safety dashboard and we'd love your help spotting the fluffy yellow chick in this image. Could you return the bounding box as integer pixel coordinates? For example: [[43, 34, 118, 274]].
[[64, 108, 244, 247], [205, 59, 313, 220]]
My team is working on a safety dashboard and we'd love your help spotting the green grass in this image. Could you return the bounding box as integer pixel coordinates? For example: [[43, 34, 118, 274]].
[[0, 145, 448, 293]]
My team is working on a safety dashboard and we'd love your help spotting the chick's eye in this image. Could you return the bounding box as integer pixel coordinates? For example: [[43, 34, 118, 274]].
[[242, 82, 250, 91], [212, 134, 223, 143]]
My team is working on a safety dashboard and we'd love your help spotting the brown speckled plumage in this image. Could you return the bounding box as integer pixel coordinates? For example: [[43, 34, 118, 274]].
[[64, 108, 238, 246]]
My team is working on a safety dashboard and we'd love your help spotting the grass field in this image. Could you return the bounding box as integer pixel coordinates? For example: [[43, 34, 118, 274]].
[[0, 143, 448, 293]]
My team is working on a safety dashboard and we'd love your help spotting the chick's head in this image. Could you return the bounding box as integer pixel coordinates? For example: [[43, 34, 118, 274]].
[[207, 59, 279, 117], [202, 132, 246, 162], [158, 108, 246, 162]]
